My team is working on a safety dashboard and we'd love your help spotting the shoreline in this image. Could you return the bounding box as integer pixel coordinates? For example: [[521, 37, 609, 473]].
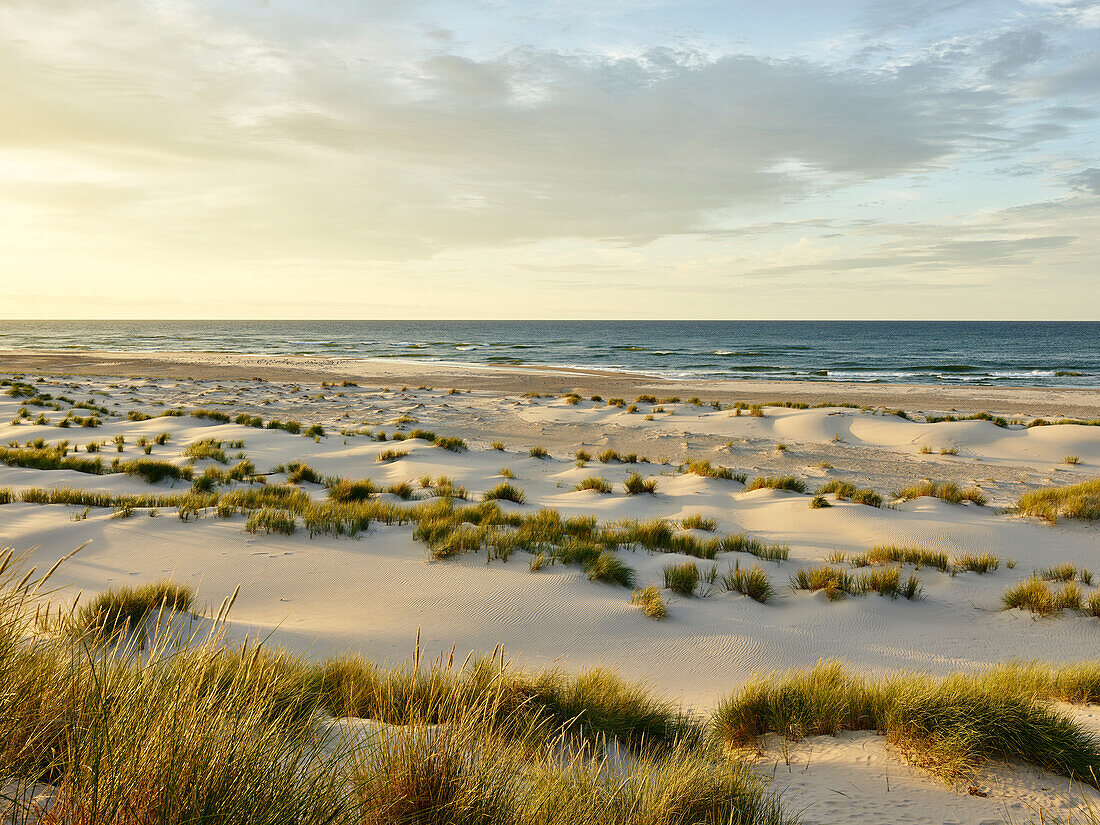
[[3, 348, 1100, 417]]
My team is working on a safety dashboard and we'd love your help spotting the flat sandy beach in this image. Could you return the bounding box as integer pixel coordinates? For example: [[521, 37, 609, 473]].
[[3, 350, 1100, 823]]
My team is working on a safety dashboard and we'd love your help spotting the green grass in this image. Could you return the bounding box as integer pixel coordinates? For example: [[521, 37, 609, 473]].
[[663, 561, 700, 596], [1040, 562, 1092, 584], [528, 446, 549, 459], [1001, 577, 1087, 616], [623, 471, 658, 495], [717, 534, 790, 562], [791, 566, 921, 600], [684, 460, 745, 482], [746, 476, 806, 494], [894, 480, 986, 506], [1015, 479, 1100, 523], [245, 508, 297, 535], [630, 585, 667, 619], [574, 476, 613, 494], [377, 449, 409, 462], [183, 438, 228, 464], [713, 661, 1100, 786], [816, 480, 882, 507], [326, 478, 377, 503], [585, 551, 636, 587], [76, 580, 195, 640], [721, 563, 775, 604], [482, 482, 527, 504], [681, 513, 718, 531], [954, 552, 1000, 574], [810, 495, 830, 509], [125, 458, 193, 484], [849, 545, 950, 572]]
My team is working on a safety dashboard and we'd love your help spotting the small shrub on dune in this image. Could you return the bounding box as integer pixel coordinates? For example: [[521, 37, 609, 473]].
[[482, 482, 526, 504], [1065, 455, 1081, 465], [810, 495, 830, 509], [76, 580, 195, 640], [490, 440, 505, 451], [574, 476, 613, 494], [1015, 479, 1100, 523], [574, 448, 591, 464], [631, 585, 667, 619], [528, 446, 549, 459], [598, 448, 620, 463], [746, 476, 806, 494], [663, 561, 699, 596], [721, 562, 775, 604], [623, 471, 658, 495]]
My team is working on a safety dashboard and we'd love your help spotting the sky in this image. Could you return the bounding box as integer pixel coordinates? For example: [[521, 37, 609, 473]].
[[1, 0, 1098, 319]]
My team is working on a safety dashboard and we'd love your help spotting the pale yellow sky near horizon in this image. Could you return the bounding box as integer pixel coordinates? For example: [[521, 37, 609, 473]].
[[1, 0, 1098, 320]]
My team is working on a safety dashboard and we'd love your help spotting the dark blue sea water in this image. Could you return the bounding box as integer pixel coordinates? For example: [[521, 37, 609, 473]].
[[2, 321, 1099, 387]]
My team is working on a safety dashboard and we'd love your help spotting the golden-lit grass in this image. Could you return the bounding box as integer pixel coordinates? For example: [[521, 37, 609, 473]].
[[1015, 479, 1100, 523]]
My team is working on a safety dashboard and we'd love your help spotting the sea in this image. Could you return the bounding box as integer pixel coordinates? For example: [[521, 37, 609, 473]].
[[2, 320, 1099, 388]]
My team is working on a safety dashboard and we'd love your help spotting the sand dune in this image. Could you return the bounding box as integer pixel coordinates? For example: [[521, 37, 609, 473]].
[[2, 365, 1100, 823]]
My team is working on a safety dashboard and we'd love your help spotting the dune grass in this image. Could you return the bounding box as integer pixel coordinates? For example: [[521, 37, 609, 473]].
[[245, 508, 297, 535], [630, 585, 668, 619], [376, 449, 409, 463], [528, 446, 549, 459], [681, 513, 718, 531], [713, 661, 1100, 786], [183, 438, 228, 464], [721, 563, 775, 604], [663, 561, 700, 596], [1040, 562, 1093, 584], [75, 580, 195, 640], [1002, 577, 1089, 616], [791, 566, 921, 601], [746, 476, 806, 494], [849, 545, 950, 572], [684, 460, 745, 482], [482, 482, 527, 504], [574, 476, 613, 494], [894, 480, 986, 505], [623, 471, 658, 495], [816, 480, 882, 507], [1015, 479, 1100, 523], [2, 555, 795, 825], [327, 478, 377, 503]]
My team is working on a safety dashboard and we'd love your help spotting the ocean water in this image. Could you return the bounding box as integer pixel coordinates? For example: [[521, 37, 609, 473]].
[[2, 320, 1099, 387]]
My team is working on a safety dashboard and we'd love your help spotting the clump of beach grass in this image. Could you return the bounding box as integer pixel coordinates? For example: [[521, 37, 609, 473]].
[[816, 480, 882, 507], [245, 508, 297, 535], [747, 476, 806, 494], [810, 495, 830, 509], [721, 562, 775, 604], [954, 553, 1000, 574], [894, 480, 986, 506], [630, 585, 667, 619], [1014, 479, 1100, 523], [849, 545, 950, 572], [574, 476, 613, 494], [482, 482, 526, 504], [76, 580, 195, 640], [623, 472, 658, 495], [681, 513, 718, 531], [377, 449, 409, 463], [528, 446, 549, 459], [713, 661, 1100, 786], [663, 561, 699, 596], [684, 460, 744, 482], [327, 479, 377, 503], [791, 566, 921, 601]]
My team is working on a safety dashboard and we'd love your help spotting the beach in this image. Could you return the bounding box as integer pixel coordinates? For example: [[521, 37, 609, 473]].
[[3, 350, 1100, 823]]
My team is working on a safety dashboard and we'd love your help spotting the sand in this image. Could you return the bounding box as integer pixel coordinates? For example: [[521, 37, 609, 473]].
[[2, 353, 1100, 824]]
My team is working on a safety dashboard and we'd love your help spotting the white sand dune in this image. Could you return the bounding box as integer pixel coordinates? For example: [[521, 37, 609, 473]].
[[2, 367, 1100, 824]]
